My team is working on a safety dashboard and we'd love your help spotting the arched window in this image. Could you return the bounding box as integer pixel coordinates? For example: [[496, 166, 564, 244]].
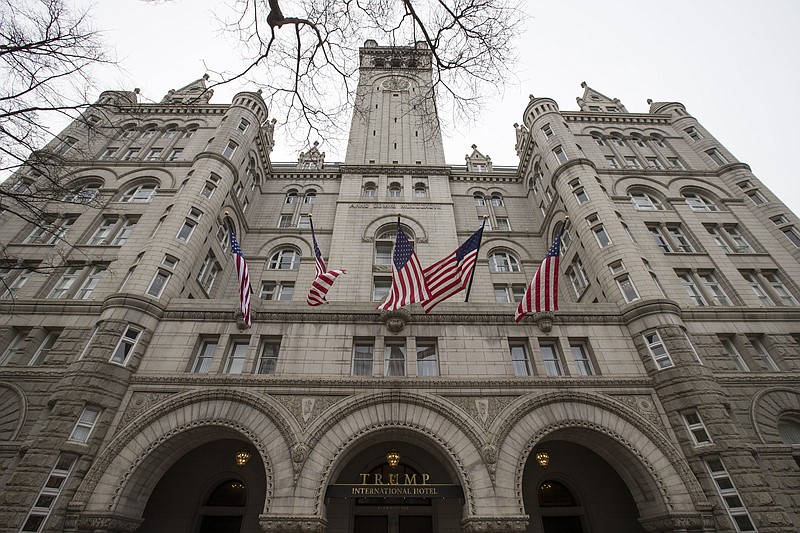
[[388, 182, 402, 197], [491, 194, 504, 207], [183, 125, 198, 139], [650, 133, 666, 148], [118, 125, 137, 140], [363, 182, 377, 197], [777, 415, 800, 444], [304, 190, 317, 204], [538, 480, 578, 507], [474, 195, 486, 207], [120, 183, 157, 203], [206, 479, 247, 506], [162, 125, 178, 139], [268, 248, 301, 270], [141, 126, 157, 139], [64, 182, 102, 203], [683, 192, 719, 212], [590, 131, 605, 146], [610, 134, 625, 147], [414, 183, 427, 197], [285, 190, 298, 204], [375, 225, 414, 265], [629, 191, 664, 211], [488, 251, 520, 272]]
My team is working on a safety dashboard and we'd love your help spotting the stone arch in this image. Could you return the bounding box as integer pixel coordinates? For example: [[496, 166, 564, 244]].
[[750, 387, 800, 444], [72, 389, 298, 521], [492, 391, 707, 519], [0, 382, 27, 441], [362, 215, 428, 243], [295, 391, 494, 517], [483, 237, 535, 262]]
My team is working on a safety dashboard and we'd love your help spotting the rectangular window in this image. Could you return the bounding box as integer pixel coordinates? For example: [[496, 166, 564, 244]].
[[100, 147, 118, 160], [746, 190, 766, 205], [616, 274, 640, 303], [88, 217, 117, 245], [648, 226, 672, 252], [373, 278, 391, 302], [495, 217, 511, 231], [699, 272, 732, 306], [706, 226, 732, 253], [781, 226, 800, 247], [644, 330, 673, 369], [297, 214, 311, 229], [278, 215, 293, 228], [192, 339, 218, 373], [384, 341, 406, 377], [201, 181, 217, 198], [540, 342, 563, 376], [197, 253, 221, 294], [762, 272, 799, 306], [416, 340, 438, 377], [624, 156, 641, 169], [167, 148, 183, 161], [122, 148, 140, 161], [683, 410, 712, 445], [667, 226, 695, 253], [553, 146, 568, 164], [510, 341, 532, 377], [704, 457, 756, 532], [68, 406, 102, 443], [668, 157, 686, 170], [587, 216, 611, 248], [721, 337, 749, 371], [750, 337, 779, 371], [147, 269, 170, 298], [645, 157, 663, 169], [176, 219, 196, 242], [225, 341, 249, 374], [30, 330, 58, 366], [723, 226, 753, 253], [1, 330, 27, 365], [222, 140, 238, 159], [705, 148, 728, 166], [110, 325, 141, 365], [76, 266, 105, 300], [541, 123, 554, 138], [48, 266, 83, 299], [256, 338, 280, 374], [237, 118, 250, 133], [741, 272, 774, 306], [146, 148, 163, 161], [352, 341, 374, 376], [570, 342, 595, 376], [677, 273, 707, 306], [112, 217, 138, 246], [259, 281, 294, 301], [685, 126, 703, 140], [606, 156, 620, 168], [20, 454, 77, 533]]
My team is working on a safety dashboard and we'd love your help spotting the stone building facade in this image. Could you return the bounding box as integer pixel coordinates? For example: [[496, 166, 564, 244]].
[[1, 41, 799, 533]]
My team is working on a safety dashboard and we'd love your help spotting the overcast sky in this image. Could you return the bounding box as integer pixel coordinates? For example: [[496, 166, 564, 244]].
[[81, 0, 800, 216]]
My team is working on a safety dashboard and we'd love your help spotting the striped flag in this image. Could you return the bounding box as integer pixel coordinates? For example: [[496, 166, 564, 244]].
[[229, 229, 252, 327], [377, 221, 431, 311], [306, 224, 346, 306], [515, 227, 564, 322], [421, 225, 485, 313]]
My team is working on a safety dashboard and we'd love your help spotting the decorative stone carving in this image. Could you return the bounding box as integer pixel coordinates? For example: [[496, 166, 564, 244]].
[[444, 395, 515, 429], [119, 392, 175, 428], [259, 515, 327, 533], [534, 311, 553, 332], [607, 394, 666, 431], [639, 512, 715, 532], [66, 512, 144, 533], [381, 78, 411, 91], [272, 395, 343, 429], [380, 308, 411, 333], [461, 516, 529, 533]]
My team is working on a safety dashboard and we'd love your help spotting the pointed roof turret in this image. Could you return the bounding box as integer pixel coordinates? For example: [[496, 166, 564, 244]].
[[576, 82, 628, 113], [161, 74, 214, 105], [465, 144, 492, 173]]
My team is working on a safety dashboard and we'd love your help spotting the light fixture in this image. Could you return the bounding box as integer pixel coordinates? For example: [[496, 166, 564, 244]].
[[235, 448, 252, 467], [535, 450, 550, 468], [386, 448, 401, 467]]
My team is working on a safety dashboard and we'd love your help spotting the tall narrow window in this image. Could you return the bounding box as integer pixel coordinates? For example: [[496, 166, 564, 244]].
[[20, 454, 77, 533], [68, 406, 102, 443], [750, 337, 779, 371], [762, 272, 798, 306], [256, 338, 280, 374], [616, 275, 640, 303], [110, 325, 142, 365], [667, 226, 695, 253], [112, 217, 138, 246], [570, 342, 594, 376], [704, 457, 756, 532], [699, 272, 732, 306], [222, 140, 238, 159], [0, 330, 27, 365], [30, 330, 58, 366], [721, 337, 749, 371], [683, 410, 712, 445], [540, 342, 563, 376], [352, 341, 374, 376], [553, 146, 568, 164], [677, 273, 707, 306], [510, 342, 531, 376], [416, 340, 438, 377], [587, 214, 611, 248], [741, 272, 773, 306], [225, 341, 249, 374], [384, 341, 406, 376], [192, 339, 218, 373], [705, 148, 728, 166], [48, 267, 82, 299], [76, 266, 105, 300], [644, 330, 673, 369], [147, 269, 171, 297]]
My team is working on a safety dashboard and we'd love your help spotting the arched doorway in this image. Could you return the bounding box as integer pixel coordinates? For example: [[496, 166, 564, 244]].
[[140, 438, 266, 533], [522, 440, 644, 533], [324, 435, 465, 533]]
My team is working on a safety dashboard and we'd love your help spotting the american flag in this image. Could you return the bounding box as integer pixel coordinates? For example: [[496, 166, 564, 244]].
[[306, 225, 346, 306], [229, 229, 252, 327], [515, 227, 564, 322], [377, 221, 431, 311], [421, 225, 485, 313]]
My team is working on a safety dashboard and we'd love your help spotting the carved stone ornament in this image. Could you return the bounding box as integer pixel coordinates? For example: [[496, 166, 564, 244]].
[[461, 516, 529, 533], [639, 512, 715, 532], [380, 308, 411, 333], [260, 515, 327, 533], [534, 311, 553, 333], [235, 309, 249, 330], [67, 513, 144, 533]]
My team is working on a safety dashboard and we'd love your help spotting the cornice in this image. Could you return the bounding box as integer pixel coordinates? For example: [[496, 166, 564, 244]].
[[0, 300, 102, 315], [681, 307, 800, 322], [563, 112, 672, 125], [339, 164, 450, 176], [117, 104, 228, 116], [716, 374, 800, 386]]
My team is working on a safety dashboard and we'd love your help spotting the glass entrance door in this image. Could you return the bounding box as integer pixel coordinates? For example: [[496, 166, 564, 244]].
[[353, 514, 432, 533]]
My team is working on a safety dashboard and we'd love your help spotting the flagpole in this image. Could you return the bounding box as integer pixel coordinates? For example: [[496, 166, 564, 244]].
[[463, 216, 488, 303], [308, 211, 315, 237]]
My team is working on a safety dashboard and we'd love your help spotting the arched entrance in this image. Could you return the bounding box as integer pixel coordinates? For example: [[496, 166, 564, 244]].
[[522, 439, 644, 533], [324, 434, 465, 533], [140, 437, 266, 533]]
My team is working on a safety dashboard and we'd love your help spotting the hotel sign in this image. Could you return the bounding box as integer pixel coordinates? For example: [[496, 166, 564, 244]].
[[326, 473, 463, 499]]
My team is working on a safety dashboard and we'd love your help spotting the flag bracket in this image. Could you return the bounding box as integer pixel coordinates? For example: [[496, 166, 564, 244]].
[[234, 309, 250, 330], [380, 308, 412, 334], [533, 311, 554, 333]]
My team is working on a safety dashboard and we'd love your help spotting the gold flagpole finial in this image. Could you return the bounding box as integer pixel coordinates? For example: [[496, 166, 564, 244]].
[[224, 211, 230, 217], [308, 212, 313, 218], [483, 215, 489, 219]]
